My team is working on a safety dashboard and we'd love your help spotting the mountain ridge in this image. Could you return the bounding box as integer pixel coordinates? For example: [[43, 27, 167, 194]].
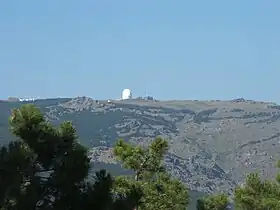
[[1, 96, 280, 197]]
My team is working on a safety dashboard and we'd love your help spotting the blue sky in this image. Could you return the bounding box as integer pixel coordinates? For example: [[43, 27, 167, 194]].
[[0, 1, 279, 102]]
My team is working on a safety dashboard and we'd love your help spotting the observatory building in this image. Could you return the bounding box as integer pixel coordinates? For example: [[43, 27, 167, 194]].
[[121, 89, 132, 100]]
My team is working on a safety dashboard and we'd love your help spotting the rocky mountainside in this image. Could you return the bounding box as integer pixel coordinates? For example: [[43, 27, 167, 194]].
[[1, 97, 280, 197]]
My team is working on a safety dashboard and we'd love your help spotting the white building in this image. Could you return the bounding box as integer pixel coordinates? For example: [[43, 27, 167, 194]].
[[121, 89, 132, 100], [19, 98, 35, 102]]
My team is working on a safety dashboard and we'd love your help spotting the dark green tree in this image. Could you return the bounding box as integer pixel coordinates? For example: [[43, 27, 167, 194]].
[[0, 104, 140, 210], [234, 172, 280, 210], [196, 193, 229, 210], [113, 137, 189, 210]]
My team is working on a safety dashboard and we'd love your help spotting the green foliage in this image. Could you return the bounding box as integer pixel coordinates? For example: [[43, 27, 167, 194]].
[[234, 172, 280, 210], [113, 137, 189, 210], [196, 193, 229, 210], [0, 104, 139, 210], [10, 104, 280, 209], [141, 173, 189, 210]]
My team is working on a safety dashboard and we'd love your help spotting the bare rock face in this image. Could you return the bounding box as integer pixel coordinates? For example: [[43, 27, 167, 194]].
[[1, 97, 280, 196]]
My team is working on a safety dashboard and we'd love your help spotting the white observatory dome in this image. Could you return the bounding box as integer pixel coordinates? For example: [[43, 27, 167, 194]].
[[121, 89, 132, 100]]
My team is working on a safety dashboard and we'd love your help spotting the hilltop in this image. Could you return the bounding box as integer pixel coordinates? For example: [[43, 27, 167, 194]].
[[1, 96, 280, 201]]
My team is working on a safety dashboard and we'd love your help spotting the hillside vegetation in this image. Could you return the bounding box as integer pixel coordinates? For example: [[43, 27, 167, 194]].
[[1, 97, 280, 207]]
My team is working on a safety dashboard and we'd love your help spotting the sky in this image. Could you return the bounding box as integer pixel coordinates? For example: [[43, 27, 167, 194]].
[[0, 1, 280, 102]]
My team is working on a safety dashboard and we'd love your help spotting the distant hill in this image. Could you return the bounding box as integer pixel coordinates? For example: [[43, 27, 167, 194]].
[[1, 96, 280, 207]]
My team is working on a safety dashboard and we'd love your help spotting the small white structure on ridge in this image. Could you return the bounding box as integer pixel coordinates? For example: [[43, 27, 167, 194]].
[[121, 89, 132, 100]]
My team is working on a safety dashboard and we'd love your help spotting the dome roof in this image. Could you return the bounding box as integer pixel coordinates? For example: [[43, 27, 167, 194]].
[[121, 89, 132, 100]]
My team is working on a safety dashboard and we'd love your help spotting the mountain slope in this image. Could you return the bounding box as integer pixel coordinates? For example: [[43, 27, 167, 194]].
[[1, 97, 280, 197]]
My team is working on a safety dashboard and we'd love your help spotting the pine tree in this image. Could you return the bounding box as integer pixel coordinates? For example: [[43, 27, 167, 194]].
[[234, 171, 280, 210], [0, 104, 139, 210], [113, 137, 189, 210], [196, 193, 229, 210]]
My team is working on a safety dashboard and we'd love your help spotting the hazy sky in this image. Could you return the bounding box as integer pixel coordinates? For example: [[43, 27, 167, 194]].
[[0, 1, 279, 102]]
